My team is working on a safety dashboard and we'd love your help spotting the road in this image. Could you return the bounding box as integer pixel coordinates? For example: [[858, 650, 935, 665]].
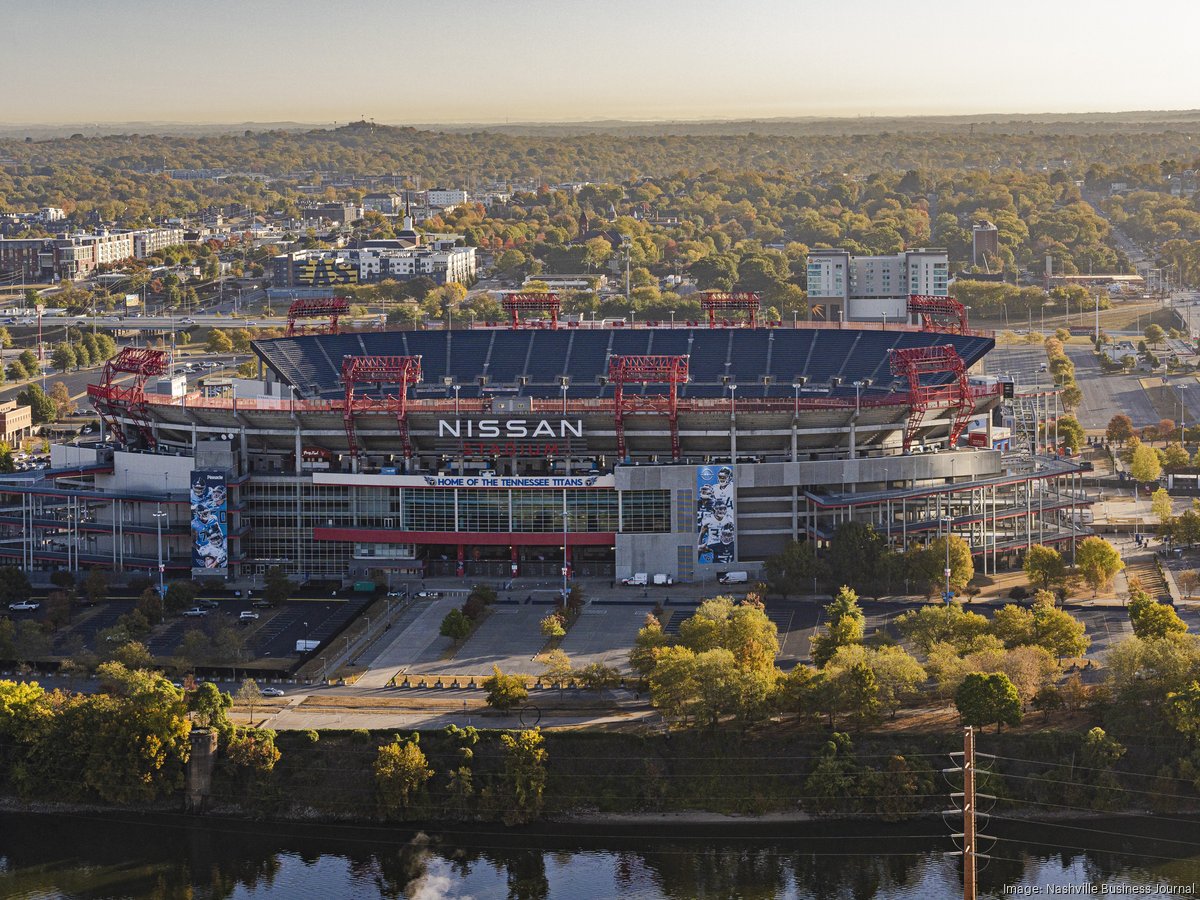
[[1066, 346, 1158, 429]]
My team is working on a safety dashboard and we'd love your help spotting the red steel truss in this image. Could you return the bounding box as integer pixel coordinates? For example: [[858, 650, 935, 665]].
[[700, 291, 760, 328], [342, 355, 424, 458], [86, 348, 169, 448], [502, 293, 560, 329], [907, 294, 968, 333], [608, 355, 690, 460], [889, 344, 973, 451], [286, 296, 350, 336]]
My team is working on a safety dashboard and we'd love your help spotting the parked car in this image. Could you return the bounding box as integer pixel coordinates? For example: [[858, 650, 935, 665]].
[[415, 590, 441, 599], [197, 598, 220, 609], [260, 687, 285, 697], [7, 600, 39, 611], [182, 607, 208, 617], [239, 611, 260, 621], [251, 599, 273, 608]]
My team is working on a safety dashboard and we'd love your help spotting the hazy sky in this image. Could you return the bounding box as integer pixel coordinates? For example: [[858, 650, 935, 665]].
[[7, 0, 1200, 124]]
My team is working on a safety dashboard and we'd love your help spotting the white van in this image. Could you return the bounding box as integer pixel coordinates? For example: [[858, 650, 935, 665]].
[[652, 573, 674, 586], [718, 571, 749, 585], [622, 572, 648, 586]]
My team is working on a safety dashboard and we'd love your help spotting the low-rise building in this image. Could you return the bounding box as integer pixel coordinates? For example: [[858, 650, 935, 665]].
[[0, 401, 32, 444]]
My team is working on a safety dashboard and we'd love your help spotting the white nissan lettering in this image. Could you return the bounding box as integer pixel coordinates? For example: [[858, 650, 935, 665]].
[[438, 419, 584, 438]]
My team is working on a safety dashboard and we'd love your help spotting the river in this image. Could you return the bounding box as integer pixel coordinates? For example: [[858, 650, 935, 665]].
[[1, 810, 1198, 899]]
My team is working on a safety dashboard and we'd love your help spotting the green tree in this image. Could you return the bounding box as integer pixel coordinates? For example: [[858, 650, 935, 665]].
[[206, 329, 233, 353], [0, 443, 14, 474], [0, 566, 32, 605], [439, 608, 472, 641], [1024, 544, 1066, 590], [827, 522, 886, 595], [163, 580, 196, 614], [541, 649, 573, 696], [17, 384, 56, 424], [262, 565, 291, 606], [630, 613, 669, 677], [189, 681, 232, 732], [1129, 592, 1188, 639], [483, 665, 528, 710], [895, 603, 990, 655], [1075, 536, 1124, 596], [51, 343, 76, 373], [1031, 596, 1091, 659], [1131, 442, 1163, 485], [1153, 488, 1174, 525], [111, 641, 153, 670], [928, 535, 975, 593], [810, 586, 866, 666], [500, 728, 548, 825], [1145, 324, 1166, 346], [1056, 416, 1085, 454], [762, 540, 825, 598], [955, 672, 1023, 733], [374, 732, 432, 817]]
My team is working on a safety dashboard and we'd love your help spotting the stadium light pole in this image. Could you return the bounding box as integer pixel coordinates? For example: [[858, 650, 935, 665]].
[[453, 384, 460, 415], [561, 382, 568, 415], [1181, 385, 1187, 444], [728, 383, 737, 417], [670, 309, 675, 327], [853, 380, 864, 417], [793, 382, 801, 417]]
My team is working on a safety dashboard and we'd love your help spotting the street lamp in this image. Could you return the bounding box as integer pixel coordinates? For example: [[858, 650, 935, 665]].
[[728, 383, 737, 416], [793, 382, 802, 416], [853, 380, 865, 417], [1181, 384, 1188, 444], [153, 507, 167, 595], [561, 380, 569, 415], [669, 309, 676, 327], [453, 383, 460, 415]]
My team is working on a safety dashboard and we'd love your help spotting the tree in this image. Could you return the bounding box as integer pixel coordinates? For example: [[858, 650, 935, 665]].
[[928, 535, 975, 593], [136, 586, 163, 626], [990, 604, 1036, 648], [1056, 416, 1085, 454], [1153, 487, 1174, 525], [0, 443, 13, 474], [1107, 414, 1135, 446], [827, 522, 886, 595], [189, 681, 232, 732], [17, 384, 56, 424], [895, 603, 990, 655], [955, 672, 1023, 733], [542, 649, 573, 696], [206, 329, 233, 353], [630, 613, 669, 677], [49, 381, 75, 418], [1131, 442, 1163, 485], [826, 644, 925, 718], [163, 580, 196, 614], [0, 566, 31, 605], [262, 565, 290, 606], [236, 678, 263, 724], [1129, 592, 1188, 639], [439, 608, 472, 641], [17, 350, 38, 375], [1030, 596, 1090, 659], [82, 568, 110, 606], [762, 540, 825, 598], [111, 641, 153, 670], [810, 586, 866, 666], [1075, 536, 1124, 596], [1145, 323, 1166, 346], [51, 343, 77, 373], [1180, 570, 1200, 601], [500, 728, 548, 825], [575, 662, 622, 692], [539, 612, 566, 640], [1024, 544, 1066, 591], [483, 665, 528, 710], [374, 733, 432, 816]]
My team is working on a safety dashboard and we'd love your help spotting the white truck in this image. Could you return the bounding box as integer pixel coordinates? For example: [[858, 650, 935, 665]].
[[652, 573, 674, 586], [622, 572, 649, 586], [295, 639, 320, 653], [718, 571, 749, 585]]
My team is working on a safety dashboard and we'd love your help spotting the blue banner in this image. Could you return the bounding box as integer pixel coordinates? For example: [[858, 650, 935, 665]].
[[696, 465, 735, 565], [190, 469, 228, 575]]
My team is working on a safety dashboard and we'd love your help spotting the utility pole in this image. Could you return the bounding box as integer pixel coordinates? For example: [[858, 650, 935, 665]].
[[962, 726, 977, 900], [946, 726, 991, 900]]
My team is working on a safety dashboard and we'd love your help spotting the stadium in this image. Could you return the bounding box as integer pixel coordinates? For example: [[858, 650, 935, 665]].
[[6, 292, 1090, 585]]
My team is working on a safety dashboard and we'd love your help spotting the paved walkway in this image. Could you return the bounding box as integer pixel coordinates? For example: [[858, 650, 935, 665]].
[[354, 593, 463, 688]]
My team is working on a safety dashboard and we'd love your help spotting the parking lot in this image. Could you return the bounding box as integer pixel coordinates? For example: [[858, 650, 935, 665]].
[[419, 604, 547, 677], [559, 605, 653, 670]]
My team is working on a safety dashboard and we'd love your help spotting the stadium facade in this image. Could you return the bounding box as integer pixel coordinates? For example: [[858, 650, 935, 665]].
[[3, 294, 1091, 586]]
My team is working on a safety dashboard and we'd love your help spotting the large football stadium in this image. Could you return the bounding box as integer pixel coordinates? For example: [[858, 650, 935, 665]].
[[2, 294, 1090, 585]]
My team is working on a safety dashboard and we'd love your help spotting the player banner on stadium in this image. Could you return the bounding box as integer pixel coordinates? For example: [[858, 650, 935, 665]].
[[696, 465, 735, 565], [190, 469, 229, 576]]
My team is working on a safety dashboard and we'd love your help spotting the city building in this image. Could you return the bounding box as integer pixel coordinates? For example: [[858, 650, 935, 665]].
[[131, 228, 185, 258], [0, 229, 184, 281], [426, 188, 469, 208], [0, 401, 32, 445], [272, 245, 476, 288], [41, 300, 1088, 586], [806, 248, 949, 323], [362, 193, 404, 214]]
